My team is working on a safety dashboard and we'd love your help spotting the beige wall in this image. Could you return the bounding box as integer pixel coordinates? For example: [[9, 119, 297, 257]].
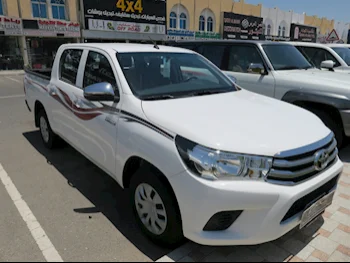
[[167, 0, 262, 33], [14, 0, 78, 21], [5, 0, 20, 17], [304, 14, 335, 35]]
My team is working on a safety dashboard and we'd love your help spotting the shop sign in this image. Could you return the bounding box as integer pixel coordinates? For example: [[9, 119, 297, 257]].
[[221, 12, 264, 40], [290, 24, 317, 43], [195, 32, 221, 40], [22, 19, 81, 37], [166, 29, 195, 40], [88, 19, 165, 34], [264, 35, 291, 41], [83, 0, 166, 35], [0, 16, 22, 36]]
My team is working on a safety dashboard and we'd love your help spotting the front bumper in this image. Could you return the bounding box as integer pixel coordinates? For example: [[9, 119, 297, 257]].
[[169, 158, 343, 246]]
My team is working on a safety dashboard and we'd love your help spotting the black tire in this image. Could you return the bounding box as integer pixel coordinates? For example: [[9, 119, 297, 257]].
[[130, 164, 184, 247], [38, 109, 58, 149], [308, 108, 344, 148]]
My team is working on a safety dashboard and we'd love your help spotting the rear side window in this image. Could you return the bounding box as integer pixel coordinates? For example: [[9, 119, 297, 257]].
[[59, 49, 83, 85], [197, 45, 227, 68], [83, 51, 117, 91]]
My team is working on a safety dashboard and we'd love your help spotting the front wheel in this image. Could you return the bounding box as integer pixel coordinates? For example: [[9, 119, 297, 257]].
[[38, 110, 58, 149], [130, 165, 184, 247]]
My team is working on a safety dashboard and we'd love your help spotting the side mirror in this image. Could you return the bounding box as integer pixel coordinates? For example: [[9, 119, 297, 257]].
[[321, 60, 335, 70], [247, 63, 266, 75], [84, 82, 118, 102]]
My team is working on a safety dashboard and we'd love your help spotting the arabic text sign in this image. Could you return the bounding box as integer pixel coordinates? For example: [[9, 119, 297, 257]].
[[222, 12, 264, 40], [83, 0, 166, 33], [88, 19, 165, 34], [0, 16, 22, 35]]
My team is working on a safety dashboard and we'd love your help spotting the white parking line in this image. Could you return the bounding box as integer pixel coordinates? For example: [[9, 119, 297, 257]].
[[0, 94, 25, 99], [6, 77, 22, 83], [0, 164, 63, 262]]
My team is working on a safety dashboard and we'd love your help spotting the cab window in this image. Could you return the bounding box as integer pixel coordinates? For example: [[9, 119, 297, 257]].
[[83, 51, 118, 92], [228, 45, 265, 73], [59, 49, 83, 85], [299, 47, 341, 68]]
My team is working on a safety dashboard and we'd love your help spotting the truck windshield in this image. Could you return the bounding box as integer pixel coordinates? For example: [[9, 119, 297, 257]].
[[332, 47, 350, 66], [262, 44, 313, 71], [117, 52, 236, 100]]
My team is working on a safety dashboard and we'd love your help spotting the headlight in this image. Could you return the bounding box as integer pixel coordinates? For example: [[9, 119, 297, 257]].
[[175, 136, 273, 181]]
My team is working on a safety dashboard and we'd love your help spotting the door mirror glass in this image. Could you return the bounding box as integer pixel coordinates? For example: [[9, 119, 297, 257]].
[[321, 60, 335, 69], [84, 82, 117, 102], [247, 63, 266, 75]]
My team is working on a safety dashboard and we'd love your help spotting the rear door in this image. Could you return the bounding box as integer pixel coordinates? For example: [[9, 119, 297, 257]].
[[49, 48, 84, 143], [222, 44, 275, 97], [69, 48, 121, 177]]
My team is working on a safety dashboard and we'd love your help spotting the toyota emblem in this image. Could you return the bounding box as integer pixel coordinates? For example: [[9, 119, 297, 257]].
[[314, 149, 329, 171]]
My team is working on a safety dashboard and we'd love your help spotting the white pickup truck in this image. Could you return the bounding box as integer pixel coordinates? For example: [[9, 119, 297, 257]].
[[172, 40, 350, 147], [24, 43, 343, 247]]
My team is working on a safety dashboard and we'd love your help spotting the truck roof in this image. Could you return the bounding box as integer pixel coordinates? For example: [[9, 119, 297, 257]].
[[60, 43, 195, 54]]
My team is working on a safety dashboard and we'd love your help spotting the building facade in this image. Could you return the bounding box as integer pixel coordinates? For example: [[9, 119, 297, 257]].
[[304, 14, 335, 43], [0, 0, 80, 70], [261, 6, 304, 40], [166, 0, 261, 40]]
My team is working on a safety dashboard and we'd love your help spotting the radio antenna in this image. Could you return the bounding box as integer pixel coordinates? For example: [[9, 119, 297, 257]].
[[149, 36, 160, 49]]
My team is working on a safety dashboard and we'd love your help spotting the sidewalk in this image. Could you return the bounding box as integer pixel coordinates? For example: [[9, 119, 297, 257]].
[[157, 164, 350, 262], [0, 70, 25, 76]]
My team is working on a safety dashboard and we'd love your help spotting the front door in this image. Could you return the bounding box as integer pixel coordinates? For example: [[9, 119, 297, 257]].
[[224, 45, 276, 98], [69, 49, 121, 177]]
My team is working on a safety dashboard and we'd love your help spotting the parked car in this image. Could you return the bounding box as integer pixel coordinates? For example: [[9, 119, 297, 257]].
[[171, 40, 350, 147], [289, 42, 350, 73], [24, 43, 343, 247]]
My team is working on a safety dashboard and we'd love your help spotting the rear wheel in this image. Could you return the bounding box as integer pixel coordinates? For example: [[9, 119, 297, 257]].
[[307, 108, 343, 148], [130, 164, 184, 247], [38, 110, 58, 149]]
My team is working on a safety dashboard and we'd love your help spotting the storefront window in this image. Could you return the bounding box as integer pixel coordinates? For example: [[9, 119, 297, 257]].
[[32, 0, 47, 18], [0, 0, 4, 15], [51, 0, 66, 20], [27, 38, 73, 69], [0, 37, 24, 70]]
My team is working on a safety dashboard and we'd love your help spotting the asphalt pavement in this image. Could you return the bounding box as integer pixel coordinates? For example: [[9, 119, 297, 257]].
[[0, 75, 172, 261]]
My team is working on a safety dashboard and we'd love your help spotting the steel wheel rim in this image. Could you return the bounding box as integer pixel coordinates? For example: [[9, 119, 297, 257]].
[[40, 116, 49, 143], [135, 183, 168, 236]]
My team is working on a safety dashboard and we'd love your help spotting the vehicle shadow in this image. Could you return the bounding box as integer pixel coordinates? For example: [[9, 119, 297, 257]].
[[23, 131, 174, 261]]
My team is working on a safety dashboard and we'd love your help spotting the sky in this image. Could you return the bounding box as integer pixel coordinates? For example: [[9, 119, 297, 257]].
[[245, 0, 350, 22]]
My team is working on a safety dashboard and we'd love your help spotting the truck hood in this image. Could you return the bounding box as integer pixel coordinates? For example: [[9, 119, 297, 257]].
[[141, 90, 330, 157], [277, 68, 350, 88]]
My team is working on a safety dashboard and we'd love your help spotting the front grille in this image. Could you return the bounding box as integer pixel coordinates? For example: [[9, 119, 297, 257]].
[[281, 174, 340, 223], [267, 135, 338, 184]]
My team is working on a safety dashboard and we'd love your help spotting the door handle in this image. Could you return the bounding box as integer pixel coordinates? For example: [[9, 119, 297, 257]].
[[73, 100, 83, 109]]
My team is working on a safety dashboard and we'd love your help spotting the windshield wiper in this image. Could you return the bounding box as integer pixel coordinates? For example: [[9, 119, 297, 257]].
[[187, 89, 232, 97], [278, 66, 300, 70], [142, 94, 175, 101]]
